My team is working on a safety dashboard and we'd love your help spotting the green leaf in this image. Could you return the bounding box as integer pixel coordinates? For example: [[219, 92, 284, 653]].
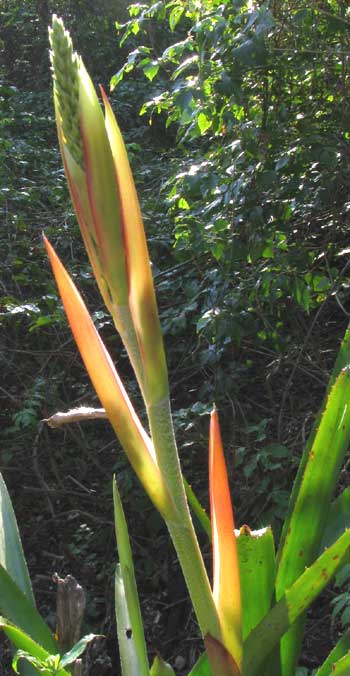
[[0, 447, 53, 676], [0, 565, 57, 654], [184, 479, 211, 539], [238, 527, 281, 676], [321, 488, 350, 551], [0, 618, 69, 676], [178, 197, 190, 210], [113, 477, 149, 676], [0, 473, 34, 604], [115, 565, 144, 676], [315, 630, 350, 676], [12, 650, 50, 675], [276, 366, 350, 676], [188, 653, 212, 676], [275, 155, 290, 171], [169, 5, 184, 31], [142, 60, 159, 82], [60, 634, 98, 668], [12, 652, 65, 676], [187, 653, 212, 676], [278, 323, 350, 562], [331, 652, 350, 675], [150, 654, 176, 675], [197, 112, 211, 134], [237, 526, 276, 640], [243, 530, 350, 676], [233, 37, 267, 67], [171, 55, 199, 81]]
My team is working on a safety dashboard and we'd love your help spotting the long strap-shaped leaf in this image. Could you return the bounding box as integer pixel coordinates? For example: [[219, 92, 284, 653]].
[[115, 565, 146, 676], [331, 653, 350, 676], [277, 322, 350, 563], [275, 367, 350, 676], [243, 529, 350, 676], [321, 487, 350, 550], [0, 476, 48, 674], [113, 477, 149, 676], [0, 566, 57, 654], [237, 526, 275, 641], [315, 630, 350, 676], [0, 473, 34, 606]]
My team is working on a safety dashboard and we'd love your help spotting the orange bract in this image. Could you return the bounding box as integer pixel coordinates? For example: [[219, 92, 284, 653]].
[[102, 88, 168, 405], [44, 235, 175, 520], [209, 407, 242, 668]]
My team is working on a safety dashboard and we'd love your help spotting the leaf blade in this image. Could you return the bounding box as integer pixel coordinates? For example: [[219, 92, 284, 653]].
[[0, 565, 57, 654], [150, 654, 175, 675], [278, 324, 350, 561], [276, 367, 350, 676], [0, 473, 34, 605], [243, 530, 350, 676], [113, 477, 149, 676], [315, 630, 350, 676], [236, 526, 276, 641], [115, 564, 147, 676]]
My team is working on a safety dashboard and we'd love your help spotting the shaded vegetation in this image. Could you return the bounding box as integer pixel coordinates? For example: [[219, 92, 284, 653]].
[[1, 0, 350, 673]]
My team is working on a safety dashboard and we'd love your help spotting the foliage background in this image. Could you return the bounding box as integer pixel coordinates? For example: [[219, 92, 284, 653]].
[[1, 0, 350, 673]]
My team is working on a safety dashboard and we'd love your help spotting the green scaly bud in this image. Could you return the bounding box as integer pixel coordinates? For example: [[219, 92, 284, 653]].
[[49, 15, 83, 168]]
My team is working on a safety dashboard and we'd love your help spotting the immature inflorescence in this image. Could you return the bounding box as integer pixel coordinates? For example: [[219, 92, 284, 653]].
[[49, 15, 84, 168]]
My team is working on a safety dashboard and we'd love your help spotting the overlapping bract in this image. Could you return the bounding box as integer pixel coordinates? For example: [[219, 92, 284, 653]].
[[49, 15, 168, 407]]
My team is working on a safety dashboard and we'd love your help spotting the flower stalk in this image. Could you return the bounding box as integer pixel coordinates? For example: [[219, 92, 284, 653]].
[[49, 16, 143, 393], [48, 15, 238, 674]]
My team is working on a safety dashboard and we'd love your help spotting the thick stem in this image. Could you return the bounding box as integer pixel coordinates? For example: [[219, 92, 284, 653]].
[[111, 304, 145, 394], [147, 397, 221, 641]]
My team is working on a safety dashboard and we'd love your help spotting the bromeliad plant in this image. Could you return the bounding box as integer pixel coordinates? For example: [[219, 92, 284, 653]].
[[1, 14, 350, 676]]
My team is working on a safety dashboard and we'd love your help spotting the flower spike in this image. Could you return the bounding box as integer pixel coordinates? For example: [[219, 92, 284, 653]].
[[49, 16, 169, 407], [209, 407, 242, 669], [49, 16, 128, 312]]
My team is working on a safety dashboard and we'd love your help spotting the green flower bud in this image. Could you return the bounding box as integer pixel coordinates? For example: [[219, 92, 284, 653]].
[[49, 15, 83, 168]]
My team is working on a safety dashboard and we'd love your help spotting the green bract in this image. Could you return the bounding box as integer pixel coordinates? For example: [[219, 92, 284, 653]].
[[49, 16, 83, 168]]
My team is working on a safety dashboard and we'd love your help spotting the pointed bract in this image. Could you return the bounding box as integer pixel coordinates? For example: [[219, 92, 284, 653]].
[[209, 408, 242, 668], [204, 634, 241, 676], [102, 88, 169, 405], [44, 236, 175, 521]]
